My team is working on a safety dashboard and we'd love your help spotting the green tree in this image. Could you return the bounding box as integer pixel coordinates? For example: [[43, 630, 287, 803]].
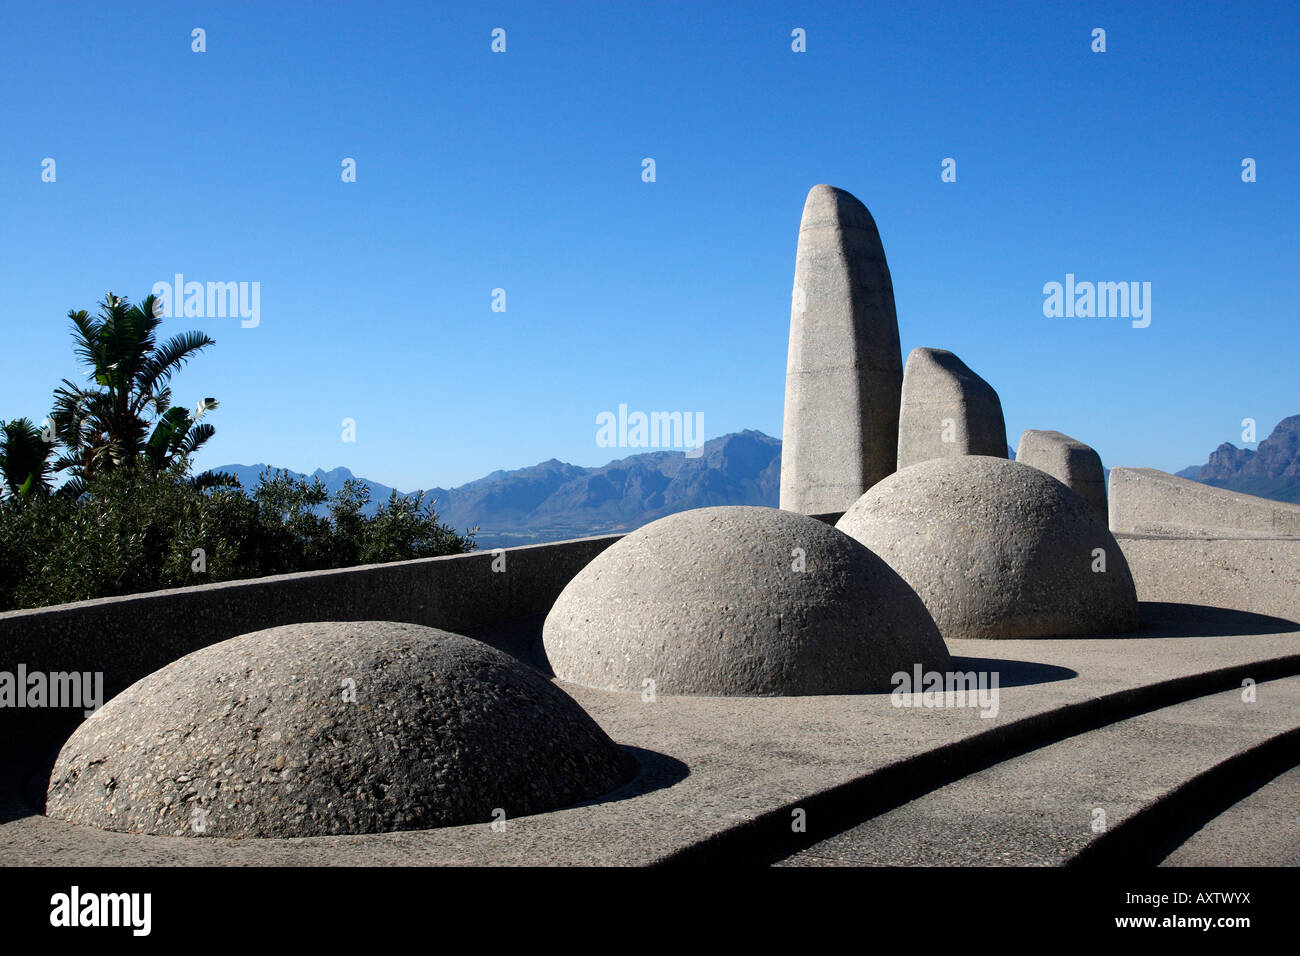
[[0, 291, 475, 612], [50, 293, 222, 495], [0, 417, 55, 498], [0, 465, 475, 612]]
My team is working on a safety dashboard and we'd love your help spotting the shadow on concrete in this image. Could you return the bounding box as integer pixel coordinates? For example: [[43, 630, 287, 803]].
[[578, 745, 690, 811], [949, 656, 1078, 688], [1135, 602, 1300, 639], [460, 614, 551, 672], [1072, 726, 1300, 867], [0, 731, 66, 824]]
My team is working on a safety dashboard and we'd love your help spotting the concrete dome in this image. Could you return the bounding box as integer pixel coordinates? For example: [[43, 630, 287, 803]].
[[45, 621, 635, 837], [542, 506, 951, 696], [836, 456, 1140, 639]]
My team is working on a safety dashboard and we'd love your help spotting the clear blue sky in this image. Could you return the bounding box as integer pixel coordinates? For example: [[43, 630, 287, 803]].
[[3, 1, 1297, 490]]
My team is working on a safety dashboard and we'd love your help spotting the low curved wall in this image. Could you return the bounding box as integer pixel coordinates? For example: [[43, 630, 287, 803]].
[[0, 534, 622, 736], [1110, 467, 1300, 537], [7, 513, 1298, 741]]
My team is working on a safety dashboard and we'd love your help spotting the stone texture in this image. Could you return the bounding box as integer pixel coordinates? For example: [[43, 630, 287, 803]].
[[1016, 429, 1107, 519], [780, 184, 903, 514], [897, 348, 1007, 469], [45, 621, 635, 837], [836, 457, 1140, 639], [0, 533, 623, 742], [1109, 467, 1300, 537], [542, 506, 951, 696]]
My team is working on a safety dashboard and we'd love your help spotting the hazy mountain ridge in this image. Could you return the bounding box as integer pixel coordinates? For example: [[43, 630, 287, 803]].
[[212, 429, 781, 548], [210, 464, 408, 506], [1177, 415, 1300, 503]]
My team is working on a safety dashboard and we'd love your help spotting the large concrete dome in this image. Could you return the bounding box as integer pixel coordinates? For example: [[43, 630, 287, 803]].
[[45, 621, 635, 837], [836, 456, 1140, 639], [542, 506, 951, 696]]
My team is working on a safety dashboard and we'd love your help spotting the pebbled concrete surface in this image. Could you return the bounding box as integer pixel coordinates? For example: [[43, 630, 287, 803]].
[[2, 602, 1297, 866], [543, 506, 951, 696], [43, 622, 634, 838], [1118, 535, 1300, 624], [837, 456, 1139, 640]]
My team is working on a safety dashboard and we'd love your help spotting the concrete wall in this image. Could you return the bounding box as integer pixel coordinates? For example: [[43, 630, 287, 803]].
[[6, 499, 1297, 742], [0, 534, 622, 734], [1117, 534, 1300, 624], [1110, 467, 1300, 537]]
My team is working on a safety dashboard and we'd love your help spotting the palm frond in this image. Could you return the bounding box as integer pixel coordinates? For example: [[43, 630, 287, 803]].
[[178, 422, 215, 457], [0, 417, 55, 498], [191, 469, 241, 491], [134, 331, 216, 404]]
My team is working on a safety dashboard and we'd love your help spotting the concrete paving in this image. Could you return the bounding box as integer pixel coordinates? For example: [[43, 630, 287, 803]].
[[2, 602, 1297, 866], [777, 677, 1300, 866], [1159, 765, 1300, 867]]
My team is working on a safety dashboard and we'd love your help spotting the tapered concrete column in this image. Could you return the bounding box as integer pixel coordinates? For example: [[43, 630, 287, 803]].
[[897, 347, 1007, 469], [1016, 429, 1107, 519], [779, 185, 903, 514]]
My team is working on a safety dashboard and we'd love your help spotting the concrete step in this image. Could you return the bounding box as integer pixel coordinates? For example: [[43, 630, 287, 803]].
[[1158, 765, 1300, 866], [774, 676, 1300, 866]]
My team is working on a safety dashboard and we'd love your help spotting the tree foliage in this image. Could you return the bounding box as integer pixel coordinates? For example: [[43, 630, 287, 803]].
[[48, 293, 227, 496], [0, 417, 55, 498], [0, 464, 475, 611], [1, 291, 475, 611]]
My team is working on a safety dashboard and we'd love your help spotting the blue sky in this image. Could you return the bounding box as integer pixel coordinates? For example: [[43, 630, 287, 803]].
[[3, 1, 1297, 490]]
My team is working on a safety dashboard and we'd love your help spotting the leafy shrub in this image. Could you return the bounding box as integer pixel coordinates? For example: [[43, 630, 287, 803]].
[[0, 464, 475, 611]]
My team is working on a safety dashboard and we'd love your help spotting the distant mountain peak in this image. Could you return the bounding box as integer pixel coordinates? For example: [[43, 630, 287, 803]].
[[211, 429, 783, 548], [1178, 415, 1300, 503]]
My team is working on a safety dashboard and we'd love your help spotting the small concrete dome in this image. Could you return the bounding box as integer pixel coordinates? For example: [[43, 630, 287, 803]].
[[836, 456, 1140, 639], [45, 621, 635, 837], [542, 506, 951, 696]]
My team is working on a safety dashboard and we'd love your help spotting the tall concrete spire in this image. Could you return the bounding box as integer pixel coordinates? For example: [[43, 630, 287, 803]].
[[779, 185, 903, 514]]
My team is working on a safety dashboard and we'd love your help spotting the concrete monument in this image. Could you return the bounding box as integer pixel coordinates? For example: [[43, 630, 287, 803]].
[[837, 457, 1140, 640], [45, 621, 634, 837], [897, 347, 1007, 469], [1017, 429, 1107, 519], [543, 506, 951, 696], [780, 185, 904, 514]]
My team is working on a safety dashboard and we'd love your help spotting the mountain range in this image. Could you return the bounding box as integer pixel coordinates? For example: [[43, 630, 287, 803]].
[[213, 416, 1300, 549], [1177, 415, 1300, 503], [214, 429, 781, 549]]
